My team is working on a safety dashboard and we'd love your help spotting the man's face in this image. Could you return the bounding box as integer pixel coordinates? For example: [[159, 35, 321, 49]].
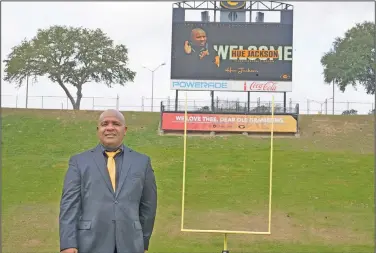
[[192, 30, 207, 47], [97, 115, 127, 148]]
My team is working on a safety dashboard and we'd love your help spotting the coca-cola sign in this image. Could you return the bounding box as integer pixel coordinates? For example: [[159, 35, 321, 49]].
[[244, 81, 278, 91]]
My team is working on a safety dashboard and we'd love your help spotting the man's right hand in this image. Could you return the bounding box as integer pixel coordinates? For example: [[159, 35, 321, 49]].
[[184, 41, 192, 54], [61, 248, 78, 253]]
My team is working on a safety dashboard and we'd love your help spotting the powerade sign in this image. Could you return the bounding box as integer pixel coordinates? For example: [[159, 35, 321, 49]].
[[171, 80, 229, 90]]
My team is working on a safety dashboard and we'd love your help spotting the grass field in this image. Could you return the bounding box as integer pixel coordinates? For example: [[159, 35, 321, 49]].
[[2, 108, 374, 252]]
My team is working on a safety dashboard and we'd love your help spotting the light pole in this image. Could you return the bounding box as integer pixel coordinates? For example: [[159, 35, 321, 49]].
[[143, 62, 166, 112], [325, 97, 333, 115]]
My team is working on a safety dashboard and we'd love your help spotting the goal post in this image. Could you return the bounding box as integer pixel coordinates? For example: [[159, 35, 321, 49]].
[[180, 91, 275, 251]]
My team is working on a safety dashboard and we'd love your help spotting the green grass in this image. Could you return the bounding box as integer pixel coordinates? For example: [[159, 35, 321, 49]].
[[2, 109, 374, 252]]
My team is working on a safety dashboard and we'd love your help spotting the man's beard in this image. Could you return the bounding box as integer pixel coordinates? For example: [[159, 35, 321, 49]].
[[192, 43, 207, 52]]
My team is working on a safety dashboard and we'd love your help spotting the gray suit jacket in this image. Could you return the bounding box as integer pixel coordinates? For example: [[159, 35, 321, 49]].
[[59, 144, 157, 253]]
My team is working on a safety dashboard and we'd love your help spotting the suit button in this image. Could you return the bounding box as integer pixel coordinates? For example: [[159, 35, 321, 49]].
[[114, 201, 118, 204]]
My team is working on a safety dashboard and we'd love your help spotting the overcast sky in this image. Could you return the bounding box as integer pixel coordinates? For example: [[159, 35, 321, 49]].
[[1, 1, 375, 114]]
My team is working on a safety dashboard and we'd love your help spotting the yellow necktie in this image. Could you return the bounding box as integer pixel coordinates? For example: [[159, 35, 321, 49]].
[[105, 150, 121, 191]]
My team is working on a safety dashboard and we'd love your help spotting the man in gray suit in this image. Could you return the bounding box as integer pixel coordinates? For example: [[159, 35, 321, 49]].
[[59, 109, 157, 253]]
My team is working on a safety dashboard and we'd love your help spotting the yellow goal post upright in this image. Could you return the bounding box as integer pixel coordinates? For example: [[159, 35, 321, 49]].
[[180, 91, 276, 253]]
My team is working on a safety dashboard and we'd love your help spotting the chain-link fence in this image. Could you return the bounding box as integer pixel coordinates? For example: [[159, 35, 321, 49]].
[[1, 94, 374, 115], [1, 95, 167, 112], [302, 99, 374, 115]]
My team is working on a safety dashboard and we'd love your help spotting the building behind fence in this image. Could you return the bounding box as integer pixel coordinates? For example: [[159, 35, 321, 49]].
[[1, 94, 374, 115]]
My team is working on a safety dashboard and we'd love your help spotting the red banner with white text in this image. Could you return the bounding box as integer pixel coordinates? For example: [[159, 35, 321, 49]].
[[161, 112, 297, 133]]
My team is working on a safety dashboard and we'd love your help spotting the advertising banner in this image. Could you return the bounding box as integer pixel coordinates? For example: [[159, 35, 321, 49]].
[[170, 22, 293, 83], [162, 113, 297, 133], [170, 80, 292, 92]]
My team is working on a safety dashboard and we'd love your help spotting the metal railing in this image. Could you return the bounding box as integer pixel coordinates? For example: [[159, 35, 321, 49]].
[[161, 98, 299, 115]]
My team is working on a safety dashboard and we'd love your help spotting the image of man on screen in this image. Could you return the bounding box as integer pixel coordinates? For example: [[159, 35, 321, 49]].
[[183, 28, 220, 68]]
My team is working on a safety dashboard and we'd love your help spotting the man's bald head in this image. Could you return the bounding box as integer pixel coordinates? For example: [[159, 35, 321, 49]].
[[98, 109, 126, 126], [191, 28, 205, 37]]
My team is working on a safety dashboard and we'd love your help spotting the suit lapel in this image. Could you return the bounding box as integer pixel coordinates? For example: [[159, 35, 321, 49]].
[[116, 146, 132, 198], [91, 145, 114, 194]]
